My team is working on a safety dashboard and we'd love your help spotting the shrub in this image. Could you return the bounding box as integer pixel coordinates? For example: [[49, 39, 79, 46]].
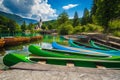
[[112, 31, 120, 37], [73, 25, 83, 34], [109, 19, 120, 37], [84, 24, 103, 32], [109, 19, 120, 32], [58, 22, 73, 35]]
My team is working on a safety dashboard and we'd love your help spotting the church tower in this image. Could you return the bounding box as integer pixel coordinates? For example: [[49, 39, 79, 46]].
[[38, 17, 42, 28]]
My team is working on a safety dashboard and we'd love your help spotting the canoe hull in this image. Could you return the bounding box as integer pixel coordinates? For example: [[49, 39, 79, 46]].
[[29, 45, 120, 69], [3, 53, 31, 66], [30, 56, 120, 69], [69, 39, 120, 56], [3, 51, 120, 69]]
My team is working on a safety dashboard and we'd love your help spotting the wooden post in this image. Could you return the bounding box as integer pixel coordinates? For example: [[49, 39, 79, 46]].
[[38, 60, 46, 64], [66, 62, 74, 67]]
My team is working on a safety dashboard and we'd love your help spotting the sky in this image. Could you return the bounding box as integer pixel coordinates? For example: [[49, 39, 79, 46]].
[[0, 0, 93, 21]]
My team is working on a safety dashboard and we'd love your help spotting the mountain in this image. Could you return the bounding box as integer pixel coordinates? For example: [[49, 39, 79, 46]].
[[0, 11, 37, 25]]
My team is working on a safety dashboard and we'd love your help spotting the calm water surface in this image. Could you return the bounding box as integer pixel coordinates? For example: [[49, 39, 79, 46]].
[[0, 35, 65, 69]]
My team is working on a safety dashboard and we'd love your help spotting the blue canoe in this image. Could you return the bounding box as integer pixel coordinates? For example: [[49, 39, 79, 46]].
[[68, 39, 120, 56], [52, 42, 110, 56]]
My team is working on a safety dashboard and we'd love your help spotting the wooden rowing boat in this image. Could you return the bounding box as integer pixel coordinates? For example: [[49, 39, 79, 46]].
[[0, 39, 5, 48]]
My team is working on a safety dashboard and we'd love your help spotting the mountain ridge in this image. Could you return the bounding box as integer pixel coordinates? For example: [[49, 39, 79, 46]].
[[0, 11, 38, 25]]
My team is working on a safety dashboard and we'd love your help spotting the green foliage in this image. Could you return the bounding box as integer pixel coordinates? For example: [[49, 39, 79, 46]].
[[56, 11, 74, 35], [0, 11, 37, 25], [0, 25, 9, 33], [57, 11, 69, 25], [109, 19, 120, 37], [7, 20, 16, 34], [0, 15, 20, 35], [85, 24, 103, 32], [42, 20, 58, 30], [73, 24, 103, 33], [21, 21, 27, 32], [15, 23, 21, 33], [91, 0, 120, 33], [73, 25, 83, 34], [58, 22, 73, 35], [81, 8, 90, 25], [0, 15, 9, 26], [47, 23, 53, 30], [73, 11, 80, 27], [41, 24, 46, 30], [113, 31, 120, 37], [109, 19, 120, 30], [28, 23, 34, 33]]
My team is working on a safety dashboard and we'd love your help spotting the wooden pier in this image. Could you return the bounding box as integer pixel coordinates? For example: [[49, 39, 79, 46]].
[[0, 62, 120, 80]]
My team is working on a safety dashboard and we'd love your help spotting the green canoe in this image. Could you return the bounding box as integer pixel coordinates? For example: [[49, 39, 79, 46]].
[[28, 45, 120, 68], [69, 39, 120, 56], [3, 52, 120, 69], [89, 40, 119, 51], [3, 53, 32, 67]]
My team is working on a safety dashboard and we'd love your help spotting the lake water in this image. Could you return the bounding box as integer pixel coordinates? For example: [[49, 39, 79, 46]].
[[0, 35, 65, 69]]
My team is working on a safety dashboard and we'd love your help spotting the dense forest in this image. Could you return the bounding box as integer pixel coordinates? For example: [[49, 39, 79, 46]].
[[0, 15, 37, 36], [42, 0, 120, 36]]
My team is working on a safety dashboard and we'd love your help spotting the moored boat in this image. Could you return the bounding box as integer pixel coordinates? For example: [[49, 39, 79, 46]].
[[69, 39, 120, 56], [89, 40, 119, 51], [43, 48, 109, 57], [3, 53, 32, 66], [52, 41, 110, 56], [0, 39, 5, 48], [73, 39, 109, 50], [28, 45, 120, 69], [3, 50, 120, 69], [30, 36, 43, 41]]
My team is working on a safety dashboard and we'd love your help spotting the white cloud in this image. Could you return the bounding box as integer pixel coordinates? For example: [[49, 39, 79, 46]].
[[0, 0, 11, 13], [31, 0, 57, 21], [0, 0, 57, 21], [63, 4, 79, 10]]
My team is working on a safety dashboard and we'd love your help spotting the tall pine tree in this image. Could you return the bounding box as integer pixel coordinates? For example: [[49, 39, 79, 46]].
[[73, 11, 80, 27], [21, 21, 27, 32], [81, 8, 90, 25]]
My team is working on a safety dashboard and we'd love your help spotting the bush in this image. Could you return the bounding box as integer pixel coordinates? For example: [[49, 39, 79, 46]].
[[113, 31, 120, 37], [84, 24, 103, 32], [58, 22, 73, 35], [73, 25, 83, 34], [109, 19, 120, 37], [109, 19, 120, 32]]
